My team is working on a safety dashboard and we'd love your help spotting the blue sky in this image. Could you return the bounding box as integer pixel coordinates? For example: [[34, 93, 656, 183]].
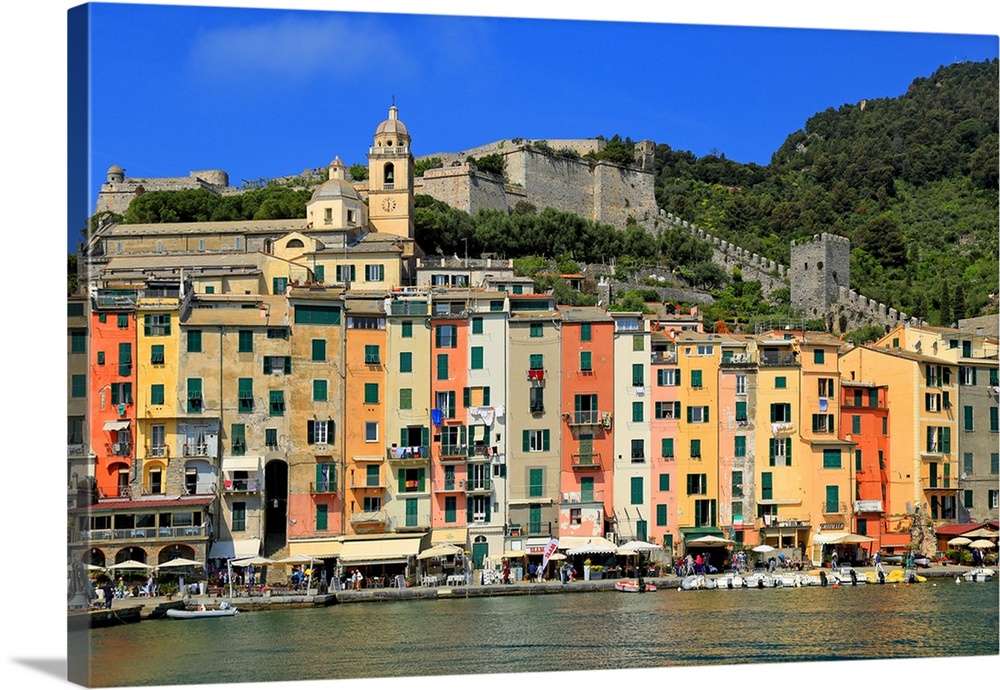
[[70, 2, 998, 251]]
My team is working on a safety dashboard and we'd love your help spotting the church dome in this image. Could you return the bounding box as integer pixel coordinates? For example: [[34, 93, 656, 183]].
[[375, 105, 409, 138], [310, 177, 361, 201], [107, 164, 124, 175]]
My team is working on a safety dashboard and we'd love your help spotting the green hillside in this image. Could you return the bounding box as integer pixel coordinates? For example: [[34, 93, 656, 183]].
[[654, 58, 999, 326]]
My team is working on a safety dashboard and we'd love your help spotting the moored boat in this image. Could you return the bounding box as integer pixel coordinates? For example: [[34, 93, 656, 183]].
[[962, 567, 995, 582], [614, 579, 657, 592], [166, 602, 238, 619]]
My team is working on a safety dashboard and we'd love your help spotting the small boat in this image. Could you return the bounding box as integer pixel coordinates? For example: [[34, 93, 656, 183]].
[[832, 567, 867, 585], [883, 568, 926, 584], [166, 602, 238, 619], [962, 567, 995, 582], [615, 579, 657, 592]]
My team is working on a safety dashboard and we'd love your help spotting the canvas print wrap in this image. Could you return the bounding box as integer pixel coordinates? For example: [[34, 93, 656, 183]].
[[64, 2, 999, 688]]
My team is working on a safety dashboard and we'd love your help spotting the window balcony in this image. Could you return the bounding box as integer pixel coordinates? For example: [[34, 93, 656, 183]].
[[70, 524, 207, 546], [571, 452, 602, 469], [651, 351, 677, 365], [222, 477, 260, 494], [146, 445, 168, 458], [760, 353, 800, 367], [350, 477, 387, 490], [567, 410, 602, 426], [465, 478, 492, 494], [439, 444, 469, 462], [560, 489, 605, 504], [386, 445, 430, 463], [432, 479, 464, 494], [107, 442, 131, 457], [350, 510, 387, 525], [310, 480, 338, 494]]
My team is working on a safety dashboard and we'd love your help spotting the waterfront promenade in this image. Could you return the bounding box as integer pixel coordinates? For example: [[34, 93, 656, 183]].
[[75, 563, 987, 626]]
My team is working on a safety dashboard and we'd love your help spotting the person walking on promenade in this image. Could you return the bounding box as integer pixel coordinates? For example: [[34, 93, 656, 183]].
[[874, 550, 885, 576], [831, 551, 838, 570]]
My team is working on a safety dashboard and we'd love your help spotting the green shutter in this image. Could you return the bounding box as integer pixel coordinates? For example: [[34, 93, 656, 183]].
[[659, 473, 670, 491], [437, 353, 448, 380], [398, 469, 406, 492], [483, 387, 491, 405], [400, 351, 412, 372], [71, 374, 87, 398], [316, 504, 328, 531], [826, 485, 839, 512], [734, 436, 746, 457], [472, 317, 483, 334], [401, 321, 413, 338], [471, 347, 484, 370], [523, 430, 530, 452], [542, 429, 550, 451], [118, 342, 131, 376], [463, 387, 471, 408], [661, 437, 674, 458], [691, 370, 702, 387], [313, 379, 327, 401], [630, 476, 643, 505], [307, 421, 315, 444], [656, 504, 668, 526], [151, 384, 164, 405], [312, 339, 326, 361], [769, 438, 776, 466]]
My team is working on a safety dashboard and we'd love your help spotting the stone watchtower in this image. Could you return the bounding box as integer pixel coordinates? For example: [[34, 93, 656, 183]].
[[789, 233, 851, 319]]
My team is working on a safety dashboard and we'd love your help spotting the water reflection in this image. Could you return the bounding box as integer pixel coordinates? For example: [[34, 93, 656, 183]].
[[83, 584, 999, 687]]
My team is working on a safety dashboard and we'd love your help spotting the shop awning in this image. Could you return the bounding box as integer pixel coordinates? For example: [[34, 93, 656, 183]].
[[502, 550, 525, 558], [525, 537, 552, 554], [560, 536, 618, 555], [756, 498, 801, 505], [221, 456, 262, 472], [338, 537, 423, 565], [209, 538, 261, 560], [102, 420, 131, 431], [812, 532, 874, 545], [289, 541, 343, 559], [430, 528, 467, 545]]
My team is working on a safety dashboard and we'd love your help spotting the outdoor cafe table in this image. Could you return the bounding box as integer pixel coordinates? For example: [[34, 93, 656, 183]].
[[446, 574, 465, 586]]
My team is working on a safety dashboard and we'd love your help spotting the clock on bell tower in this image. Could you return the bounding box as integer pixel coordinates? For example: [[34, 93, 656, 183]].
[[367, 105, 414, 239]]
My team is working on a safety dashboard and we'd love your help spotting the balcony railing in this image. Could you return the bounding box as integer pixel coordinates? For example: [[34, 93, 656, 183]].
[[760, 353, 800, 367], [571, 453, 602, 469], [146, 445, 168, 458], [432, 479, 464, 493], [651, 351, 677, 364], [350, 510, 387, 524], [390, 301, 428, 316], [222, 478, 261, 493], [560, 489, 605, 504], [823, 501, 849, 515], [721, 354, 755, 367], [70, 524, 207, 544], [350, 478, 386, 490], [439, 444, 469, 460], [387, 445, 430, 462], [569, 410, 602, 426], [465, 478, 492, 493], [107, 442, 131, 457], [310, 480, 338, 494]]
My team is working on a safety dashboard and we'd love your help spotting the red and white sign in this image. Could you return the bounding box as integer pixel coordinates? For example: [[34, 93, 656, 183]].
[[540, 538, 560, 571]]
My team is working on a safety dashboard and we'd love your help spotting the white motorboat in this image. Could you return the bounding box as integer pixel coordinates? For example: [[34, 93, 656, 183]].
[[962, 567, 995, 582], [166, 602, 238, 619]]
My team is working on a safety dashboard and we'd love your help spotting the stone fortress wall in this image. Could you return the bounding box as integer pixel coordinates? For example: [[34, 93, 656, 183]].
[[416, 138, 658, 230], [95, 168, 239, 216]]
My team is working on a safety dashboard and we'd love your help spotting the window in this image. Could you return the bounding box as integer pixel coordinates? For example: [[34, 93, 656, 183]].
[[770, 403, 792, 423], [295, 304, 340, 325], [528, 468, 545, 497], [231, 424, 246, 455], [524, 430, 550, 453], [580, 323, 592, 342], [529, 387, 544, 413], [852, 415, 861, 434], [334, 265, 355, 283], [238, 329, 253, 352], [365, 421, 378, 442], [401, 321, 413, 338], [694, 499, 716, 527], [263, 356, 292, 374], [963, 405, 974, 431], [70, 331, 86, 354], [632, 363, 644, 386], [437, 354, 449, 380], [657, 369, 680, 386], [825, 485, 840, 513], [143, 314, 171, 336], [655, 401, 681, 419], [696, 344, 714, 356], [686, 473, 708, 495], [399, 352, 413, 372], [775, 376, 787, 389], [471, 347, 484, 370], [734, 435, 746, 458], [992, 407, 999, 433], [855, 450, 863, 472], [690, 439, 701, 458], [731, 470, 744, 498], [570, 508, 582, 525], [659, 473, 670, 491], [818, 378, 834, 397], [471, 317, 483, 335], [687, 406, 709, 423], [735, 401, 747, 423], [530, 322, 543, 338], [925, 393, 941, 412], [310, 339, 326, 362], [364, 383, 379, 404], [529, 354, 544, 370], [118, 342, 132, 376], [68, 302, 85, 317], [150, 384, 164, 405], [631, 439, 645, 462], [313, 379, 328, 402], [187, 330, 202, 353], [580, 351, 592, 372], [630, 476, 643, 504], [926, 426, 951, 453], [769, 438, 792, 466], [691, 370, 703, 388], [365, 264, 385, 282], [238, 378, 254, 412], [70, 374, 86, 398], [822, 449, 842, 469], [117, 313, 129, 329], [811, 414, 835, 433], [110, 382, 133, 405], [814, 349, 825, 364], [761, 472, 772, 500], [435, 325, 457, 348], [269, 390, 285, 416], [990, 490, 999, 510], [963, 453, 974, 476], [661, 438, 674, 459], [97, 351, 105, 365], [316, 504, 329, 531], [735, 374, 746, 395], [632, 401, 643, 423], [232, 502, 246, 532], [633, 334, 644, 352], [991, 369, 999, 387], [265, 428, 278, 449], [364, 344, 380, 365], [150, 344, 164, 365], [991, 453, 999, 475], [68, 417, 84, 445], [187, 378, 203, 412]]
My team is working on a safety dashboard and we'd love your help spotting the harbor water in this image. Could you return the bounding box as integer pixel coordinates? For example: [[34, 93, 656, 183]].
[[74, 582, 999, 687]]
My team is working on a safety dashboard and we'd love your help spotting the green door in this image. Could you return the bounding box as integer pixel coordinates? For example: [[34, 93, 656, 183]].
[[405, 498, 418, 527], [529, 504, 542, 534], [472, 541, 489, 569], [581, 476, 595, 503], [636, 520, 648, 542], [579, 433, 594, 465]]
